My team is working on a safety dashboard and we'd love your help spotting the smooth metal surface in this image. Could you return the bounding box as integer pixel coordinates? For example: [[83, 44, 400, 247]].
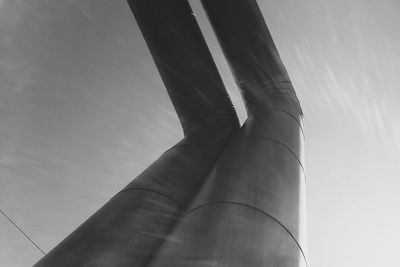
[[149, 0, 307, 266], [35, 0, 307, 266], [149, 205, 307, 267], [34, 0, 239, 266]]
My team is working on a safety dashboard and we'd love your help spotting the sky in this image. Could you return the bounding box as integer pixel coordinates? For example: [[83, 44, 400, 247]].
[[1, 0, 399, 266]]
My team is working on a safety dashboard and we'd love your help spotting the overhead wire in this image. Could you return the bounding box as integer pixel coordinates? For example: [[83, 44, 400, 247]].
[[0, 208, 46, 255]]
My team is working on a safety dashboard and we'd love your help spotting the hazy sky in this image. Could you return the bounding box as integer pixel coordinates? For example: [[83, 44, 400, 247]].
[[1, 0, 400, 266]]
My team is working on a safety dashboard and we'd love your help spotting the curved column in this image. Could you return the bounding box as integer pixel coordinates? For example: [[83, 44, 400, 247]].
[[149, 1, 307, 266], [34, 1, 239, 266]]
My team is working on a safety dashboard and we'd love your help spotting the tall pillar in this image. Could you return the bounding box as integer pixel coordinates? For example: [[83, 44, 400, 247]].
[[34, 1, 239, 266], [148, 1, 307, 266]]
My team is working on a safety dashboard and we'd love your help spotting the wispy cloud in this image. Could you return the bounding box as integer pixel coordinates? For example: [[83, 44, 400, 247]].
[[287, 19, 400, 157]]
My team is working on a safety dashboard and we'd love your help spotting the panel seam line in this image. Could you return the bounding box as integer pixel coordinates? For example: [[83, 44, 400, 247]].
[[184, 201, 308, 267]]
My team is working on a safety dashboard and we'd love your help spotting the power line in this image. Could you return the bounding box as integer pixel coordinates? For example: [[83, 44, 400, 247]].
[[0, 208, 46, 255]]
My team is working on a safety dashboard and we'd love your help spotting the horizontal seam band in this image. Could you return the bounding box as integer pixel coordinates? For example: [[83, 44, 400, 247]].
[[245, 137, 306, 178], [274, 109, 305, 141], [183, 201, 308, 267], [182, 111, 239, 135]]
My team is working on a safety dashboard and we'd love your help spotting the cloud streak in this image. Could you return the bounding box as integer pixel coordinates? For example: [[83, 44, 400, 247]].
[[287, 18, 400, 157]]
